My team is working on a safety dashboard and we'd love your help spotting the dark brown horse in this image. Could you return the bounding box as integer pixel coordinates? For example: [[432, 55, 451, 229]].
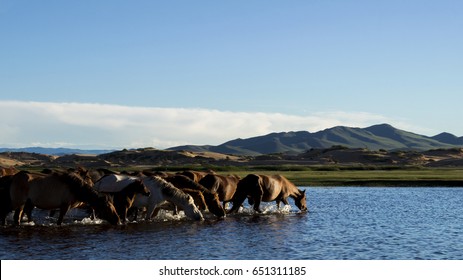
[[164, 174, 225, 218], [228, 174, 307, 214], [9, 170, 120, 225], [0, 175, 13, 225], [199, 174, 240, 209], [94, 174, 151, 223]]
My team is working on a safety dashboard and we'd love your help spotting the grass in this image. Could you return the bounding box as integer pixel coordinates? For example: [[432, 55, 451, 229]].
[[215, 167, 463, 187]]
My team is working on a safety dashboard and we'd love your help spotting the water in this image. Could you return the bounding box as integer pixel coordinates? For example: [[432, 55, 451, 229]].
[[2, 187, 463, 260]]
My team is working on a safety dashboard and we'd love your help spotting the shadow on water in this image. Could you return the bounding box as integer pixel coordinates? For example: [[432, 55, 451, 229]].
[[0, 205, 309, 260]]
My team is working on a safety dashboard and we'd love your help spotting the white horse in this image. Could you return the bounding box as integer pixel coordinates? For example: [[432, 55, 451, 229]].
[[94, 174, 140, 192], [133, 176, 204, 221]]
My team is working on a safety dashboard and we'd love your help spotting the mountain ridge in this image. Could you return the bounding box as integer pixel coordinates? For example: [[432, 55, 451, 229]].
[[169, 123, 463, 155], [1, 124, 462, 157]]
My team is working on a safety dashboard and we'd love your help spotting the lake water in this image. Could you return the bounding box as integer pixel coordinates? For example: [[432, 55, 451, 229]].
[[2, 187, 463, 260]]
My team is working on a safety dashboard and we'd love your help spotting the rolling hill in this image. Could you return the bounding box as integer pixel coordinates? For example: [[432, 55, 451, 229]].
[[169, 124, 463, 155]]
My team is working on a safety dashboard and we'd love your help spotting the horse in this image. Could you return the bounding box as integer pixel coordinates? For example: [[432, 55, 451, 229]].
[[0, 167, 18, 177], [164, 174, 225, 218], [228, 174, 307, 214], [199, 174, 240, 209], [0, 175, 13, 225], [87, 168, 118, 183], [180, 188, 207, 211], [179, 170, 210, 182], [9, 170, 120, 225], [131, 176, 204, 221], [94, 174, 151, 223]]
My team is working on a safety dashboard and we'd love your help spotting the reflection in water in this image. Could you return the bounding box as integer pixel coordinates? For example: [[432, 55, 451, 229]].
[[2, 187, 463, 260]]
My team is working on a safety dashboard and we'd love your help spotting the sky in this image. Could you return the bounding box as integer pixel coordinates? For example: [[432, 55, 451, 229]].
[[0, 0, 462, 149]]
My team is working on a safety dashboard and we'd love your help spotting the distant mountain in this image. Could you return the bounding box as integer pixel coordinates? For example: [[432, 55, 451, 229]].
[[0, 147, 113, 156], [169, 124, 462, 155], [431, 132, 463, 145]]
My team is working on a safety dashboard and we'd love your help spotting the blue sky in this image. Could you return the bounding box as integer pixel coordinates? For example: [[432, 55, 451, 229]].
[[1, 1, 462, 149]]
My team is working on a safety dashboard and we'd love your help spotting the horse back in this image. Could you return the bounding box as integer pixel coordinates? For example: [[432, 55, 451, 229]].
[[180, 171, 208, 183], [26, 173, 76, 209], [258, 174, 297, 201], [94, 174, 138, 193], [10, 171, 75, 209], [200, 174, 239, 201]]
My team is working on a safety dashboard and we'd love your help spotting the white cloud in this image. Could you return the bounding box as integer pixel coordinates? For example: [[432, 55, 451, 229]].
[[0, 100, 412, 149]]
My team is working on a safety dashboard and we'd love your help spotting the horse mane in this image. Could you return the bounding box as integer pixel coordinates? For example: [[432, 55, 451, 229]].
[[166, 175, 211, 193], [52, 171, 99, 203], [152, 176, 193, 206]]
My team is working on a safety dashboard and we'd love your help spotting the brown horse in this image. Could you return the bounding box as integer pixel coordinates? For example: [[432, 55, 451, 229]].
[[9, 170, 120, 225], [0, 175, 13, 225], [94, 174, 151, 223], [164, 174, 226, 218], [87, 168, 118, 183], [199, 174, 240, 209], [175, 188, 207, 211], [179, 170, 210, 183], [228, 174, 307, 214], [1, 166, 18, 177]]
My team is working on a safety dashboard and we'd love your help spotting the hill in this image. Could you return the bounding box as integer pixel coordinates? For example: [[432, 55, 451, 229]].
[[2, 146, 463, 169], [169, 124, 462, 155], [0, 147, 112, 156]]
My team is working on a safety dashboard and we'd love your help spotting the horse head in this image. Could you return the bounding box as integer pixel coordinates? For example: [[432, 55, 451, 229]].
[[184, 195, 204, 221], [133, 180, 151, 197], [294, 189, 307, 212], [203, 192, 226, 218], [68, 168, 94, 188]]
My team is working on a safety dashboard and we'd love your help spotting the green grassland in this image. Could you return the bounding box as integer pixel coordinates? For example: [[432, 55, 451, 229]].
[[229, 169, 463, 187], [148, 165, 463, 187]]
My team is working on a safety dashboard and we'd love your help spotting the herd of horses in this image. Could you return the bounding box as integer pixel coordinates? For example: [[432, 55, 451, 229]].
[[0, 167, 307, 226]]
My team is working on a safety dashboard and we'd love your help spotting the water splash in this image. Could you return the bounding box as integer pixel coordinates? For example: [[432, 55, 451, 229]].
[[75, 217, 105, 225], [232, 204, 295, 215]]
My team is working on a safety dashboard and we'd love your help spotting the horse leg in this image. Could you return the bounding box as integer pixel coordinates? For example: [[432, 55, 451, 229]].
[[228, 191, 247, 214], [127, 207, 137, 222], [150, 207, 161, 219], [23, 199, 34, 223], [112, 196, 127, 224], [13, 207, 23, 225], [122, 208, 128, 223], [49, 209, 58, 218], [117, 206, 127, 224], [251, 186, 264, 213], [134, 207, 139, 221], [145, 202, 159, 221], [57, 205, 70, 225]]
